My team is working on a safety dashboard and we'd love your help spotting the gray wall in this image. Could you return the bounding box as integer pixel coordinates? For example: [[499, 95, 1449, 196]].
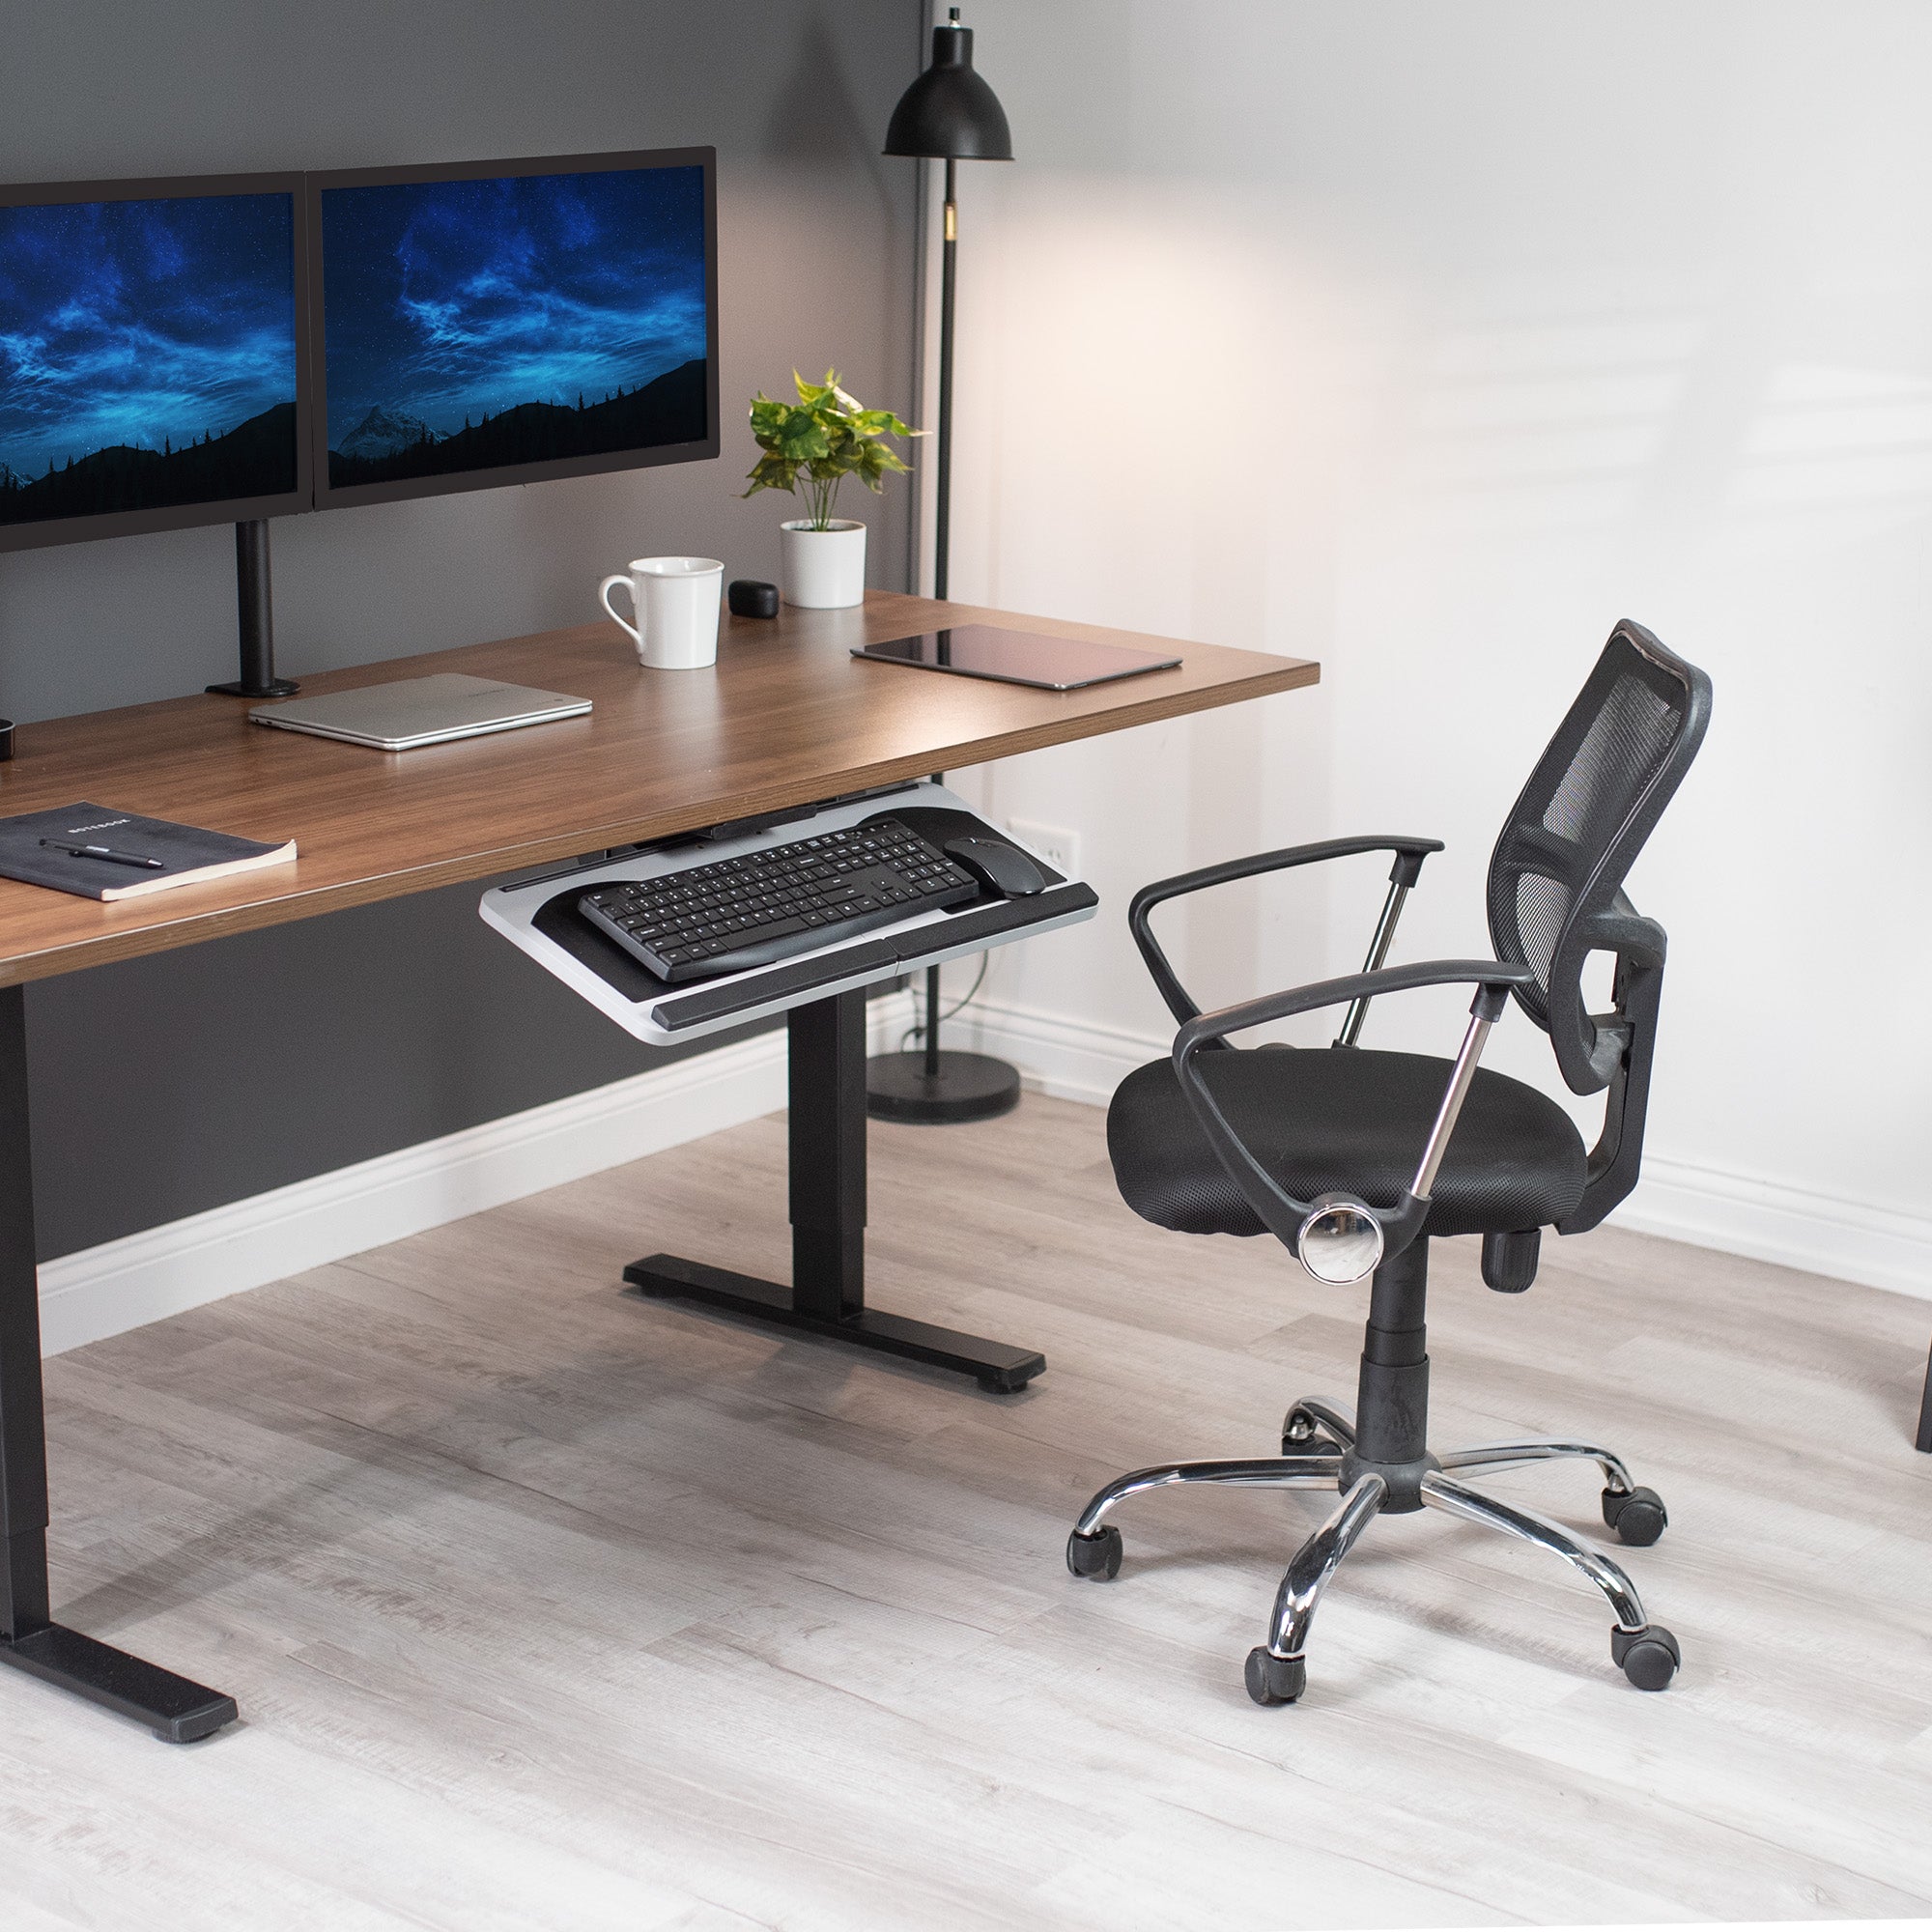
[[0, 0, 924, 1258]]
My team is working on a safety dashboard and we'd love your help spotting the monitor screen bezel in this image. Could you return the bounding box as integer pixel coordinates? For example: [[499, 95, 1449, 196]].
[[0, 169, 314, 554], [304, 147, 720, 516]]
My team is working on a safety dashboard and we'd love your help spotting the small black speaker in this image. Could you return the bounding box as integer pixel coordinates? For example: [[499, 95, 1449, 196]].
[[728, 579, 780, 619]]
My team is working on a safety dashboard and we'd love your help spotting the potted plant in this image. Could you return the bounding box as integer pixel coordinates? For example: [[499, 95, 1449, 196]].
[[743, 371, 919, 609]]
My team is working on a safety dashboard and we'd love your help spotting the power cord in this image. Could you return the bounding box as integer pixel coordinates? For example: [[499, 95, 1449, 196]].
[[898, 952, 989, 1053]]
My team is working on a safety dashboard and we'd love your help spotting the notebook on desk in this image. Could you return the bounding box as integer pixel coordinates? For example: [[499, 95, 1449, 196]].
[[0, 803, 296, 900]]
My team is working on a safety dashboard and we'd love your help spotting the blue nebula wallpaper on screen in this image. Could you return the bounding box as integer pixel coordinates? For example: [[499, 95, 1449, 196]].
[[0, 191, 299, 527], [321, 164, 708, 488]]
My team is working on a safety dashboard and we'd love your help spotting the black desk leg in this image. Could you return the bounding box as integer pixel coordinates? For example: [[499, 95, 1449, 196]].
[[1917, 1338, 1932, 1454], [624, 990, 1045, 1393], [0, 987, 239, 1743]]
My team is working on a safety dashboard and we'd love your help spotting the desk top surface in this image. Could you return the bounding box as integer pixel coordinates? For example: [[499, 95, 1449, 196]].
[[0, 592, 1317, 986]]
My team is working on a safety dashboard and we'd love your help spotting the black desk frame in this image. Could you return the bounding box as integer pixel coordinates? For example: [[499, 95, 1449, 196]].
[[624, 988, 1045, 1393], [0, 980, 1044, 1745], [0, 986, 239, 1742]]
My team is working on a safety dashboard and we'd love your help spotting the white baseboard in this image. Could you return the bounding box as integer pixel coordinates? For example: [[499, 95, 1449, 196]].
[[1610, 1154, 1932, 1303], [41, 991, 1931, 1358], [948, 995, 1156, 1109], [38, 1028, 797, 1356], [952, 995, 1932, 1307]]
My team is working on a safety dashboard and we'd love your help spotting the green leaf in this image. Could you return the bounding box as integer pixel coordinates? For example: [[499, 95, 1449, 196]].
[[744, 369, 918, 503]]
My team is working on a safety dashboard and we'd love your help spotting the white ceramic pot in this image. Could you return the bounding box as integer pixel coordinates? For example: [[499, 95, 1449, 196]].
[[779, 519, 867, 609]]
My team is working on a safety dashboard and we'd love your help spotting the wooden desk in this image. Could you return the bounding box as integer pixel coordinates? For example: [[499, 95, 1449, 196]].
[[0, 593, 1318, 1742], [0, 593, 1314, 986]]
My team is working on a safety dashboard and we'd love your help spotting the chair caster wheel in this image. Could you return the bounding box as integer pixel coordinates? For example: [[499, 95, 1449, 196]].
[[1066, 1526, 1122, 1580], [1611, 1623, 1681, 1690], [1602, 1484, 1667, 1546], [1244, 1648, 1306, 1706], [1282, 1406, 1338, 1452]]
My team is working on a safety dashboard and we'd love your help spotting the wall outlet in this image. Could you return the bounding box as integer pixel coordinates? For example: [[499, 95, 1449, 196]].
[[1007, 817, 1082, 880]]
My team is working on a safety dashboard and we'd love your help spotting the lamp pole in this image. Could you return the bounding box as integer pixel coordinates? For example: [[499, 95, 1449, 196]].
[[920, 153, 960, 1084], [870, 5, 1020, 1123], [934, 155, 956, 604]]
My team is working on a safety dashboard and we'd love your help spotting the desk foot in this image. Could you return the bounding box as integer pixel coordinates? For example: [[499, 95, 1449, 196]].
[[624, 1254, 1045, 1393], [0, 1624, 239, 1743], [1917, 1338, 1931, 1453]]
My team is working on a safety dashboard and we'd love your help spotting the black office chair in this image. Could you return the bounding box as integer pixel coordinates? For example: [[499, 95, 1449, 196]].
[[1067, 620, 1712, 1705]]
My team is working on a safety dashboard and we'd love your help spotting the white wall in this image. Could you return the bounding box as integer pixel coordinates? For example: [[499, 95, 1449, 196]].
[[926, 1, 1932, 1294]]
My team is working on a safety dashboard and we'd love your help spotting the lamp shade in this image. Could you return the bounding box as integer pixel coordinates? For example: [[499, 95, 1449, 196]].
[[883, 14, 1013, 161]]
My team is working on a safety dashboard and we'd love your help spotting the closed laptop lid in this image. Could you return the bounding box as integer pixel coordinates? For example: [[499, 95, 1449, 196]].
[[250, 673, 591, 749]]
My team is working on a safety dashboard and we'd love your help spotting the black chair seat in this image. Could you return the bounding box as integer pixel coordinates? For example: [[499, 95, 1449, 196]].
[[1108, 1045, 1587, 1241]]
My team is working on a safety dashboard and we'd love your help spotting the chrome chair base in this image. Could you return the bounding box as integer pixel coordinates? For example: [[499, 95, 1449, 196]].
[[1067, 1400, 1681, 1704]]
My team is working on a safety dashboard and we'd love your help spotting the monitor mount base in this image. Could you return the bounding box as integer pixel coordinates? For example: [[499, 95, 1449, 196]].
[[207, 519, 298, 698]]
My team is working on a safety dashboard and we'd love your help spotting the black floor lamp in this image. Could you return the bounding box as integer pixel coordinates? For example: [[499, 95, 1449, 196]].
[[867, 5, 1022, 1125]]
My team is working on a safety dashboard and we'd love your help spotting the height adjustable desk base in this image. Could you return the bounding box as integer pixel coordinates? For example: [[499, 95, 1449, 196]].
[[0, 987, 241, 1744], [622, 988, 1044, 1395], [0, 1623, 237, 1745], [623, 1257, 1042, 1393]]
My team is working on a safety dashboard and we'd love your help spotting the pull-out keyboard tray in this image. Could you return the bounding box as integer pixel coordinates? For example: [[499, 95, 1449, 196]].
[[479, 781, 1097, 1045]]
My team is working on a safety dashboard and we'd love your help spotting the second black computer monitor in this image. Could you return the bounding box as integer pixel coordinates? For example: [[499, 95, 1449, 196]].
[[306, 149, 719, 513]]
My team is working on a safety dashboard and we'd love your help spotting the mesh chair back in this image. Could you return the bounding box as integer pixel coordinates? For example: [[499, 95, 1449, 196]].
[[1487, 619, 1711, 1094]]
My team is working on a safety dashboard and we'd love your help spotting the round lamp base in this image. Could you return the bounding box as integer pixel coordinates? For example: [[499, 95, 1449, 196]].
[[866, 1049, 1021, 1124]]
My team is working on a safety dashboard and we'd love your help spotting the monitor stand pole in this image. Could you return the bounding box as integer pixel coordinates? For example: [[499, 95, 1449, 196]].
[[206, 519, 298, 698]]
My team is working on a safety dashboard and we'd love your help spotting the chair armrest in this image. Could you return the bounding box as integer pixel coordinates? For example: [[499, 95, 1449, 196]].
[[1129, 835, 1446, 1026], [1172, 959, 1538, 1261], [1556, 903, 1669, 1232]]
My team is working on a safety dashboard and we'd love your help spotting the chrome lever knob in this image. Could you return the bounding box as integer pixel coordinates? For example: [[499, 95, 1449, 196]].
[[1295, 1194, 1384, 1284]]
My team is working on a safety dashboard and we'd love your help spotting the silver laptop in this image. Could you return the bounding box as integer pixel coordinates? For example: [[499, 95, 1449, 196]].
[[250, 673, 592, 751]]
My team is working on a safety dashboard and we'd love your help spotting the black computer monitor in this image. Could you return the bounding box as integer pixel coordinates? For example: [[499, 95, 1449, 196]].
[[307, 149, 718, 514], [0, 172, 311, 553]]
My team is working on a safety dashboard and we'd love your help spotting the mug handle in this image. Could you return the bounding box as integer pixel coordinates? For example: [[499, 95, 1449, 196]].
[[599, 574, 643, 647]]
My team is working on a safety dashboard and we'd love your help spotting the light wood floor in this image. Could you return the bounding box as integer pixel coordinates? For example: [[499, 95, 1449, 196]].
[[7, 1094, 1930, 1930]]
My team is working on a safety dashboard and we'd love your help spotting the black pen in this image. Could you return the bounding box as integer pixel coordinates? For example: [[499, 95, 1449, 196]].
[[40, 838, 165, 870]]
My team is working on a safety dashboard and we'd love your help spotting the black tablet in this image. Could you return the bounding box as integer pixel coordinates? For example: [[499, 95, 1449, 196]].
[[852, 624, 1181, 690]]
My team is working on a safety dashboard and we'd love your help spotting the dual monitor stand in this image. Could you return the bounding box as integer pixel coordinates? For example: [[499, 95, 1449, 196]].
[[207, 519, 298, 700]]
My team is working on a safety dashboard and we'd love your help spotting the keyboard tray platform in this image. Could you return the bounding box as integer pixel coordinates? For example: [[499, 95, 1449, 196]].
[[479, 781, 1097, 1044]]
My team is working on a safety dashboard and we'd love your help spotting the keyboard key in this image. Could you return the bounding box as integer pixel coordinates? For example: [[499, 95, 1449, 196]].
[[579, 814, 983, 983]]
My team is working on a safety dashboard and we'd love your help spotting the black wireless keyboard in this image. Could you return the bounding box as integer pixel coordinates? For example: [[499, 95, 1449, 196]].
[[579, 817, 980, 983]]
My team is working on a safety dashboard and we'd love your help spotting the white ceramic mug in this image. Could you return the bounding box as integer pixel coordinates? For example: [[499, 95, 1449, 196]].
[[599, 555, 723, 669]]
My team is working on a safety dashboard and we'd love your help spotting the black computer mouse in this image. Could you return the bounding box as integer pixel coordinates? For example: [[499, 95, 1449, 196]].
[[944, 837, 1047, 896]]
